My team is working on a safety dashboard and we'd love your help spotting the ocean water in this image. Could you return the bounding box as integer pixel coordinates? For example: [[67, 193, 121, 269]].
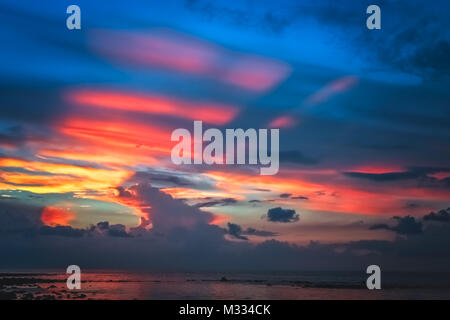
[[1, 271, 450, 300]]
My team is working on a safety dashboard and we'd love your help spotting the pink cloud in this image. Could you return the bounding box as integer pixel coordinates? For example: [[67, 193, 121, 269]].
[[303, 75, 359, 107], [269, 115, 296, 128], [90, 29, 290, 92]]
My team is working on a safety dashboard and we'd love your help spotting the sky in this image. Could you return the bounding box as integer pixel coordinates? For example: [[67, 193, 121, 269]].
[[0, 0, 449, 271]]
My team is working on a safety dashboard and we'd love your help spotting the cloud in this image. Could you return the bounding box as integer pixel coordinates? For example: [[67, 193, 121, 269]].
[[194, 197, 238, 208], [226, 222, 278, 240], [106, 224, 132, 238], [391, 215, 423, 235], [92, 221, 133, 238], [130, 171, 194, 187], [125, 169, 218, 191], [3, 192, 450, 271], [39, 225, 85, 238], [226, 223, 247, 240], [369, 223, 390, 231], [303, 75, 358, 107], [117, 183, 216, 231], [40, 207, 74, 227], [279, 193, 308, 200], [0, 201, 43, 234], [410, 40, 450, 78], [299, 1, 450, 80], [90, 29, 290, 92], [279, 150, 318, 165], [291, 196, 308, 200], [66, 88, 238, 125], [345, 171, 420, 182], [279, 193, 292, 198], [369, 216, 423, 235], [369, 22, 450, 80], [186, 1, 449, 81], [269, 116, 296, 128], [344, 167, 450, 189], [423, 208, 450, 223], [265, 207, 299, 223], [244, 227, 278, 237]]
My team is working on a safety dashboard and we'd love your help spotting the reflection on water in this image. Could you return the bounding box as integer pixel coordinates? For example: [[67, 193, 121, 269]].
[[1, 271, 450, 300]]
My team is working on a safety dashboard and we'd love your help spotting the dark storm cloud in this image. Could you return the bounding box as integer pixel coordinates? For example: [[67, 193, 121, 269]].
[[265, 207, 299, 223], [251, 188, 271, 192], [410, 40, 450, 78], [131, 171, 194, 187], [0, 201, 43, 234], [2, 188, 450, 271], [0, 199, 134, 239], [244, 227, 278, 237], [344, 167, 450, 189], [226, 223, 278, 240], [226, 223, 248, 240], [389, 216, 423, 235], [347, 221, 450, 268], [40, 222, 134, 239], [106, 224, 132, 238], [369, 216, 423, 235], [364, 20, 450, 79], [423, 208, 450, 223], [126, 169, 216, 190], [39, 226, 86, 238], [279, 193, 292, 198], [96, 221, 110, 230], [118, 184, 216, 231], [279, 193, 308, 200], [369, 223, 390, 231], [291, 196, 308, 200], [194, 197, 238, 208], [91, 221, 132, 238], [297, 0, 450, 79], [344, 171, 420, 182], [185, 0, 450, 79], [115, 186, 133, 198]]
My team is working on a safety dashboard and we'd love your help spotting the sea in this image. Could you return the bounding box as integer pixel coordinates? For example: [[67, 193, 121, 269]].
[[1, 270, 450, 300]]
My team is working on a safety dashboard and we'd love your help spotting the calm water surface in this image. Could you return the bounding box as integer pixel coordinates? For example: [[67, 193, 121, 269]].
[[1, 271, 450, 300]]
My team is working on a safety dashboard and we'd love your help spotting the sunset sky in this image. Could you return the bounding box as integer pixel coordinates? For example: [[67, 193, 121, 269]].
[[0, 0, 449, 271]]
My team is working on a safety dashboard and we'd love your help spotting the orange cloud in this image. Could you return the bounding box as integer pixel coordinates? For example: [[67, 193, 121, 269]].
[[65, 89, 238, 125], [202, 167, 450, 216], [58, 117, 172, 154], [0, 157, 132, 194], [41, 206, 74, 227]]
